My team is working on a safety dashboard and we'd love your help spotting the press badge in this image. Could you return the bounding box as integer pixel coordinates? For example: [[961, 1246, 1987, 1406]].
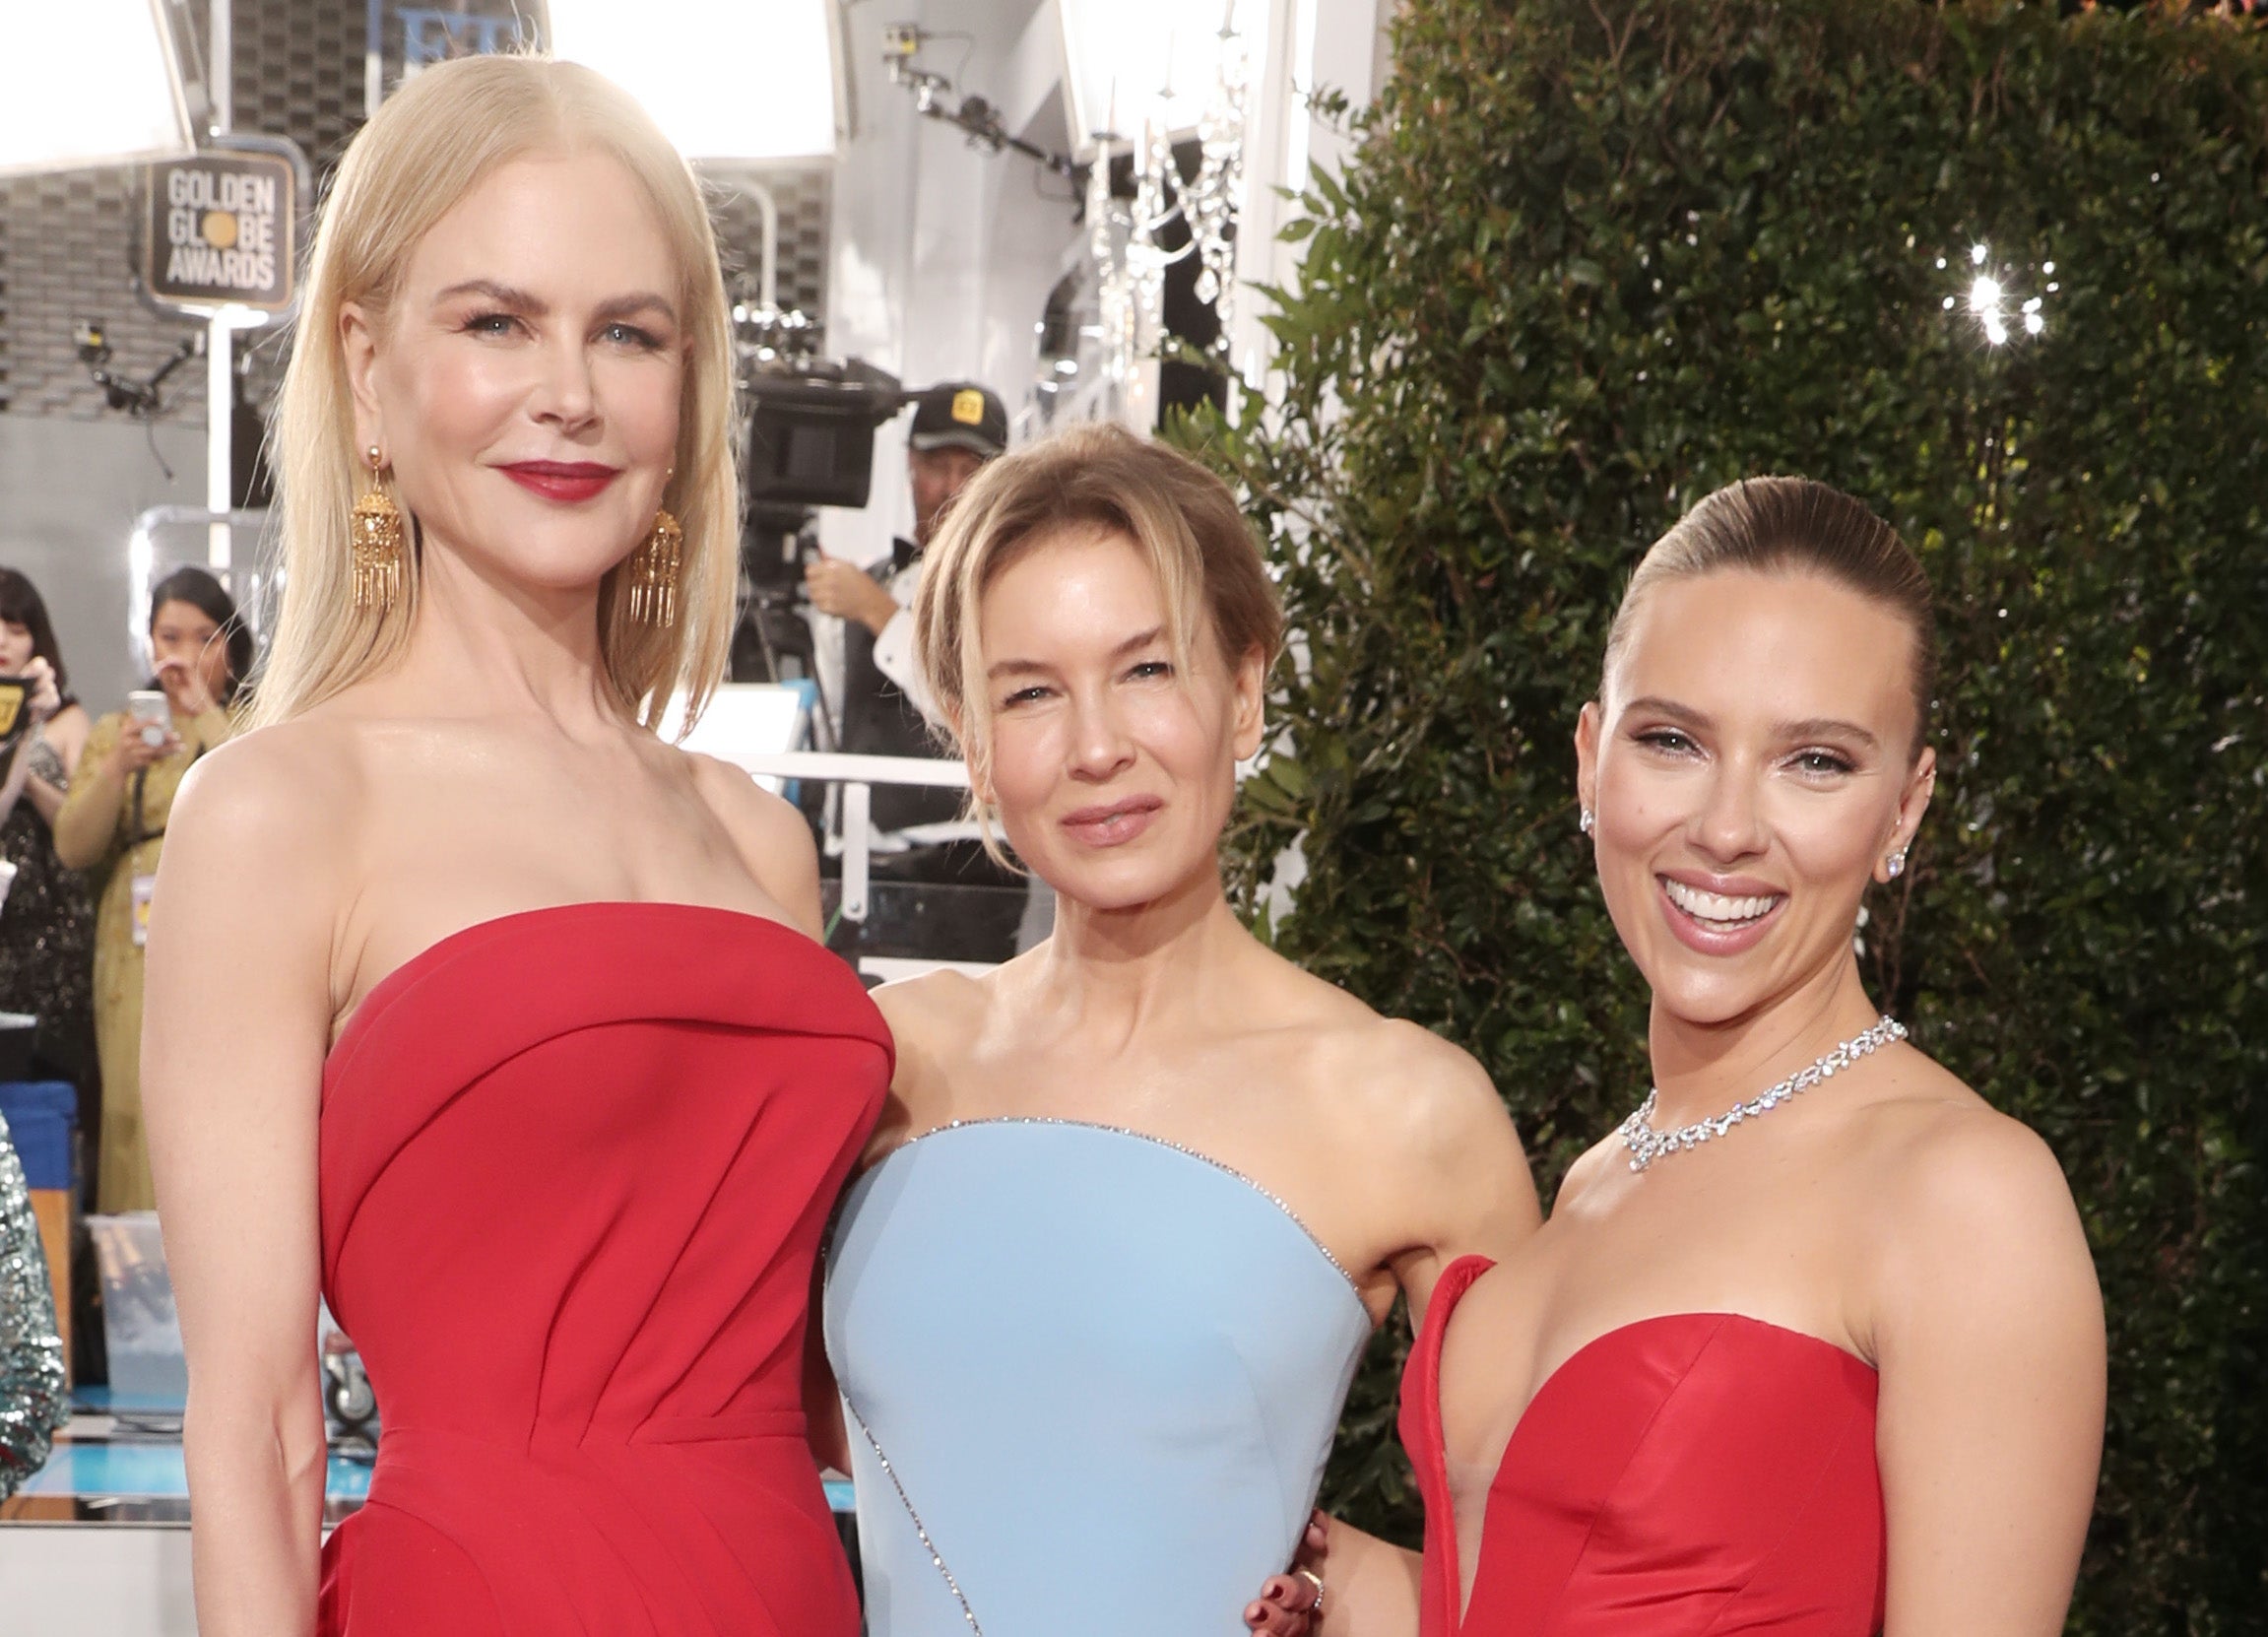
[[131, 873, 158, 947]]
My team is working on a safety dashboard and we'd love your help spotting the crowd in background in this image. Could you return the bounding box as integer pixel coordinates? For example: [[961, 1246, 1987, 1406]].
[[0, 562, 251, 1495], [0, 563, 249, 1217]]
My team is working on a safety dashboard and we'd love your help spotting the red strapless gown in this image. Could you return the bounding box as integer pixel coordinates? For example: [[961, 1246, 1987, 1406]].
[[315, 902, 889, 1636], [1400, 1255, 1886, 1636]]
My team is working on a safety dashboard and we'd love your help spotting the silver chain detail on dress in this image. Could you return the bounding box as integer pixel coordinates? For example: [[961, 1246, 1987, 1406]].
[[1618, 1016, 1908, 1172], [844, 1400, 987, 1636]]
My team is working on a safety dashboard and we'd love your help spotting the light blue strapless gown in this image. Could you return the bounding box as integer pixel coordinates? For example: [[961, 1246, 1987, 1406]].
[[823, 1119, 1372, 1637]]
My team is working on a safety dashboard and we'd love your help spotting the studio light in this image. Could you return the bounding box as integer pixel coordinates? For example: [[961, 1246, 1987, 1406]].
[[0, 0, 194, 179], [547, 0, 835, 161]]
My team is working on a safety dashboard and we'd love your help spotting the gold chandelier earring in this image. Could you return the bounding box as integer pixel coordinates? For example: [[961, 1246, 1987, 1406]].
[[352, 446, 407, 613], [628, 504, 683, 627]]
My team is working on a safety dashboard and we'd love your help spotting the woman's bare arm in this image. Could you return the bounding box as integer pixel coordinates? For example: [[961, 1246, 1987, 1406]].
[[690, 754, 824, 939], [23, 703, 92, 826], [1874, 1110, 2105, 1636], [145, 735, 343, 1636], [0, 724, 36, 832], [1366, 1025, 1540, 1326]]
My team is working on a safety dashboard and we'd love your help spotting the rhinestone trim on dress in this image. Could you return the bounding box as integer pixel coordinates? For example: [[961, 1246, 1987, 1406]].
[[845, 1403, 987, 1635], [896, 1116, 1361, 1288], [836, 1115, 1366, 1629], [1617, 1016, 1909, 1172]]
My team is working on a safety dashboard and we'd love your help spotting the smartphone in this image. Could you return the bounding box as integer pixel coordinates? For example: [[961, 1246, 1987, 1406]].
[[127, 688, 170, 749]]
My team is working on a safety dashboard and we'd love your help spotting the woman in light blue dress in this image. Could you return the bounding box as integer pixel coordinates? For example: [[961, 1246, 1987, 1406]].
[[820, 422, 1539, 1636]]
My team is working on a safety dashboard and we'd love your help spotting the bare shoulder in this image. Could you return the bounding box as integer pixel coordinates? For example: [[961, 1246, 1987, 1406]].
[[156, 721, 364, 978], [867, 963, 1005, 1131], [1882, 1103, 2083, 1244], [1852, 1053, 2098, 1324], [168, 717, 363, 860], [1279, 984, 1539, 1292], [680, 750, 819, 920], [1552, 1130, 1625, 1211], [1283, 977, 1528, 1190], [870, 961, 981, 1028], [683, 750, 811, 854], [869, 964, 985, 1062], [1344, 1013, 1513, 1146], [1854, 1052, 2077, 1225], [46, 700, 91, 747]]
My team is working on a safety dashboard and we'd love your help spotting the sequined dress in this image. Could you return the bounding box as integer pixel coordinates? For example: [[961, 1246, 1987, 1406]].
[[0, 1107, 66, 1499], [0, 736, 99, 1089]]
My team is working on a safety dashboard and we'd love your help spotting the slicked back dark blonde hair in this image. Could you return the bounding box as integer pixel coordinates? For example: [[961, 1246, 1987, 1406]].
[[915, 421, 1283, 801], [1605, 476, 1937, 754]]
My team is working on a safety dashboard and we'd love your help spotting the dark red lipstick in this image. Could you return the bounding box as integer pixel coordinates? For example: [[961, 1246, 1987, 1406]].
[[499, 460, 620, 503]]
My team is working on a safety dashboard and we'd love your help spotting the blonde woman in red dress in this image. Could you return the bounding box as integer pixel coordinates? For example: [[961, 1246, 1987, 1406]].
[[144, 56, 888, 1636]]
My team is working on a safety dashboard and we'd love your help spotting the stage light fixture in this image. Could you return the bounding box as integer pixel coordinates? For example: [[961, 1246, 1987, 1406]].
[[0, 0, 194, 179], [547, 0, 835, 161]]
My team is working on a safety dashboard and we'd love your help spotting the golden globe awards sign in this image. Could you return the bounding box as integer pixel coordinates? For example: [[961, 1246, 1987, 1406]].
[[144, 151, 296, 311]]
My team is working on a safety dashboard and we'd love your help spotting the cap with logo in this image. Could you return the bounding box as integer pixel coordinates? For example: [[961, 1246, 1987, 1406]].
[[908, 381, 1008, 460]]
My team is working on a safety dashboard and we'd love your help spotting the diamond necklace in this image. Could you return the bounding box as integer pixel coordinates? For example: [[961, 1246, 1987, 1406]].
[[1618, 1015, 1908, 1173]]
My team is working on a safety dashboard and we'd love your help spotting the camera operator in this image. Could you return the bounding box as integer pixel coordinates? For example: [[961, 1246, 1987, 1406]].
[[803, 381, 1005, 848]]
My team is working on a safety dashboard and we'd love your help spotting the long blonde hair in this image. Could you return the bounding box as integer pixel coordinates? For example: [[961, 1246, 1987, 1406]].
[[252, 54, 738, 730]]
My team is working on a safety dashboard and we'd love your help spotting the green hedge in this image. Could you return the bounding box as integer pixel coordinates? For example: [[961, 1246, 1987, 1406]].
[[1182, 2, 2268, 1629]]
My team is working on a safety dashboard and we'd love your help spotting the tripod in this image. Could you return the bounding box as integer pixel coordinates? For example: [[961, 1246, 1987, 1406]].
[[732, 511, 838, 751]]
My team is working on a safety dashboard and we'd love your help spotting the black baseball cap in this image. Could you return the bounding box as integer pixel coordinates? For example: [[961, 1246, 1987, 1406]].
[[908, 381, 1007, 459]]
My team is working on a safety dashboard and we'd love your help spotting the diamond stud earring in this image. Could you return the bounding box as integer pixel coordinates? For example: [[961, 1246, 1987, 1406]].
[[1579, 806, 1595, 836], [1885, 847, 1908, 880]]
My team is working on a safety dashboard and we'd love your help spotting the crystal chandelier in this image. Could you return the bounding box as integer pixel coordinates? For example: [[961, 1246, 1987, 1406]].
[[1077, 2, 1257, 408], [1182, 8, 1252, 332]]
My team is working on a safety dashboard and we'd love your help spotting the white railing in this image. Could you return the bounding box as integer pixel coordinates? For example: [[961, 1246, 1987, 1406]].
[[725, 751, 971, 925]]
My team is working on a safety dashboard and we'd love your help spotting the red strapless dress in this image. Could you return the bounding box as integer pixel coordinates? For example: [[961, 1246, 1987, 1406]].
[[1400, 1255, 1886, 1637], [315, 902, 889, 1636]]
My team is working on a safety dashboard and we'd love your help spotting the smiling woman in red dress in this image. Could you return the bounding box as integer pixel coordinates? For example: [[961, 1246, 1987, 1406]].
[[1274, 479, 2105, 1637], [139, 56, 887, 1637]]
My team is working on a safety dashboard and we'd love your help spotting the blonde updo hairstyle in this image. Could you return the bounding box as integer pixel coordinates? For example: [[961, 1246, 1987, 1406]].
[[252, 53, 738, 729], [914, 421, 1283, 838]]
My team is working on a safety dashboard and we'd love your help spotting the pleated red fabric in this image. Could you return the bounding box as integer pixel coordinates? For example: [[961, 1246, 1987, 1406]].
[[1401, 1255, 1887, 1637], [316, 902, 889, 1636]]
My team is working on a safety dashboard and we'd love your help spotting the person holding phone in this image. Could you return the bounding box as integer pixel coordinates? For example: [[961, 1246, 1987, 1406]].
[[54, 565, 250, 1211], [0, 567, 99, 1126]]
